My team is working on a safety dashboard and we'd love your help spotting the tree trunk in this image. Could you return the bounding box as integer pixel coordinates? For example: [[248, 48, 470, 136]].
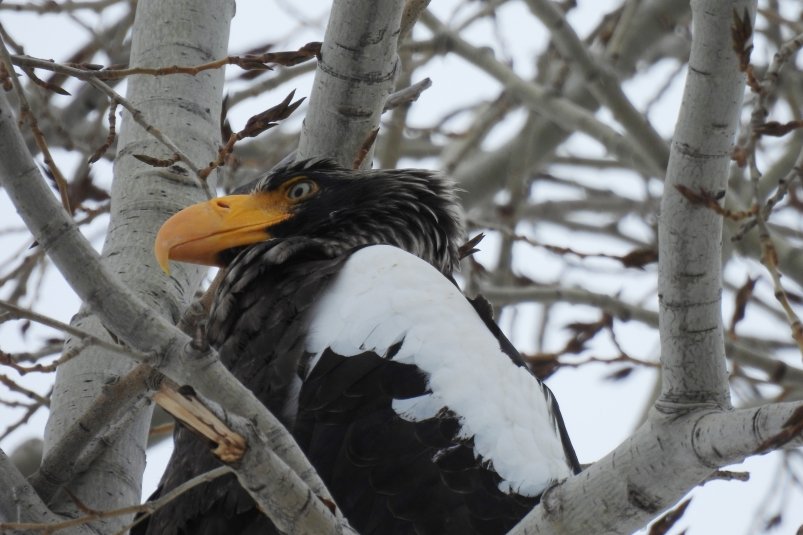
[[509, 1, 763, 532], [297, 0, 405, 168], [41, 0, 233, 529]]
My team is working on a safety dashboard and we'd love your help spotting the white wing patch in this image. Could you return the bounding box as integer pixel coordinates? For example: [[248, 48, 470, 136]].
[[391, 393, 443, 421], [305, 245, 572, 497]]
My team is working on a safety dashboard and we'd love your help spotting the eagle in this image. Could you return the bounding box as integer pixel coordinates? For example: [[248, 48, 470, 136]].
[[139, 159, 580, 535]]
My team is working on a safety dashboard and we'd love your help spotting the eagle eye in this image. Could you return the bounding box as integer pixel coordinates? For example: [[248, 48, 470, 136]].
[[286, 179, 317, 201]]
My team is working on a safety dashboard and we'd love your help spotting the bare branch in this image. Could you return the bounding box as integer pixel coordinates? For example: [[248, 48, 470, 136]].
[[0, 87, 346, 533], [657, 1, 754, 408], [85, 77, 211, 197], [0, 448, 94, 535], [421, 10, 665, 177], [522, 0, 669, 170], [2, 467, 230, 535], [122, 466, 233, 534], [9, 43, 321, 81], [297, 0, 406, 167], [509, 399, 803, 534], [0, 0, 122, 14], [0, 299, 147, 360], [29, 364, 156, 503], [383, 77, 432, 112], [0, 35, 71, 213]]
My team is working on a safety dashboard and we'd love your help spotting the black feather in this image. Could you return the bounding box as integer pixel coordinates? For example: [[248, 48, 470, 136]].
[[138, 160, 579, 535]]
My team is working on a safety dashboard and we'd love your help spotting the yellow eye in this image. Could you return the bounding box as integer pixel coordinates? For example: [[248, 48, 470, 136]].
[[286, 179, 317, 201]]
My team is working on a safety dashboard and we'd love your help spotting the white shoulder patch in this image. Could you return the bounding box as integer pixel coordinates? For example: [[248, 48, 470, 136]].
[[305, 245, 572, 496]]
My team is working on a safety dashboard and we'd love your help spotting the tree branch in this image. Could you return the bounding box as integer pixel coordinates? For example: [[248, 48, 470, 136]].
[[509, 399, 803, 534], [29, 364, 156, 503], [450, 0, 690, 209], [481, 284, 803, 389], [695, 402, 803, 462], [522, 0, 669, 170], [421, 10, 665, 178], [0, 75, 347, 534], [296, 0, 405, 167], [658, 1, 754, 408], [0, 448, 93, 535]]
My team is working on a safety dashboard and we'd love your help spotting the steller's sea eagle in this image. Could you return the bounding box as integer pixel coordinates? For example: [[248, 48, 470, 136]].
[[139, 158, 580, 535]]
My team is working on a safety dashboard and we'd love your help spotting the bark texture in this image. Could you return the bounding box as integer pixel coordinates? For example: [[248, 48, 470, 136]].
[[40, 0, 233, 530], [297, 0, 405, 167], [506, 1, 799, 533], [1, 1, 801, 533], [658, 0, 749, 408]]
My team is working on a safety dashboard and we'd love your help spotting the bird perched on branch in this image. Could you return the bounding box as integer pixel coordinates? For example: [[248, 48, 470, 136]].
[[142, 158, 579, 535]]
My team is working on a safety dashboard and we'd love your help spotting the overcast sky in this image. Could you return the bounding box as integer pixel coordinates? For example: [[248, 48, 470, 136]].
[[1, 2, 801, 534]]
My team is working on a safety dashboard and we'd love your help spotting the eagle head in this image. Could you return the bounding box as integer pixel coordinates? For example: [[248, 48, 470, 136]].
[[155, 159, 465, 274]]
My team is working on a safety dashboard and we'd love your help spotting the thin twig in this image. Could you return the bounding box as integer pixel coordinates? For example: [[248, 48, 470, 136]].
[[0, 0, 122, 14], [85, 77, 212, 197], [0, 34, 71, 212], [739, 26, 803, 358], [1, 467, 232, 534], [88, 99, 119, 164], [118, 467, 233, 535], [0, 299, 147, 360], [0, 339, 87, 375], [0, 375, 50, 406], [471, 218, 657, 268], [10, 42, 321, 81]]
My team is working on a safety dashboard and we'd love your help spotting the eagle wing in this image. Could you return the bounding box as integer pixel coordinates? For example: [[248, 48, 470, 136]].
[[139, 243, 578, 535], [294, 245, 578, 534]]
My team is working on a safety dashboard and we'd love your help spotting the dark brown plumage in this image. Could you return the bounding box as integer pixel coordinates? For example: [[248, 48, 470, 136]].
[[139, 159, 580, 535]]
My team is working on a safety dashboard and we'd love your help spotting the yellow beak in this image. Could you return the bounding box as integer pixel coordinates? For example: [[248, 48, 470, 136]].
[[154, 192, 291, 273]]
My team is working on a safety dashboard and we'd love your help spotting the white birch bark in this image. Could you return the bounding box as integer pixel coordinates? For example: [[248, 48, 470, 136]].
[[0, 82, 346, 530], [657, 0, 749, 407], [297, 0, 405, 167], [1, 1, 801, 533], [0, 444, 90, 534], [40, 0, 233, 530], [506, 1, 803, 533]]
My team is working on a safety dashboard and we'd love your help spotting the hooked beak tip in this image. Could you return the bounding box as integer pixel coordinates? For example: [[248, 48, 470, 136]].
[[154, 237, 172, 275]]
